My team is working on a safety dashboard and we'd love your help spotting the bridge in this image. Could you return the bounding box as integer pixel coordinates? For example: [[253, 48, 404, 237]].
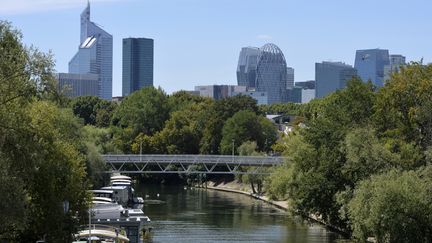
[[102, 154, 286, 175]]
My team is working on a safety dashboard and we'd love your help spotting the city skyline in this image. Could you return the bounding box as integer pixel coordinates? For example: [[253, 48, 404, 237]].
[[4, 0, 432, 96]]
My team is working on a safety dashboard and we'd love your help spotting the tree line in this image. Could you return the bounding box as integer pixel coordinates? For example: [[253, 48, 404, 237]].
[[266, 67, 432, 242], [3, 19, 432, 242]]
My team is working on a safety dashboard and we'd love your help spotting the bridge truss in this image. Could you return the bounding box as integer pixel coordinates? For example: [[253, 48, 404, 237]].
[[102, 154, 286, 175]]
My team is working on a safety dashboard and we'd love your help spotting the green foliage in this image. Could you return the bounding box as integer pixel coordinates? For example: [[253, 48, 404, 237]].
[[259, 102, 304, 116], [70, 95, 116, 127], [200, 95, 259, 154], [348, 169, 432, 242], [342, 126, 396, 185], [374, 63, 432, 150], [111, 87, 170, 152], [0, 22, 89, 242], [266, 64, 432, 240], [219, 110, 262, 155]]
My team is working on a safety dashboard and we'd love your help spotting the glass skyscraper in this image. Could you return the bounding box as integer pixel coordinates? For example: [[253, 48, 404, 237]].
[[236, 47, 260, 90], [56, 73, 99, 98], [315, 61, 357, 98], [384, 54, 406, 81], [286, 67, 294, 89], [354, 49, 390, 87], [122, 38, 154, 96], [69, 2, 113, 100], [256, 43, 288, 104]]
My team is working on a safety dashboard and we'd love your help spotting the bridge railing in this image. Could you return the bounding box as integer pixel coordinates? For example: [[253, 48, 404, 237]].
[[102, 154, 287, 175]]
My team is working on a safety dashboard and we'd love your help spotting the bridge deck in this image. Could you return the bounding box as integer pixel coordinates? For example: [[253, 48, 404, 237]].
[[102, 154, 286, 174]]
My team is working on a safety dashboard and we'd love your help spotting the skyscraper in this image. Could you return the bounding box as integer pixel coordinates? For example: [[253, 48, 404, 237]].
[[354, 49, 390, 87], [122, 38, 154, 96], [194, 85, 246, 100], [286, 67, 294, 89], [256, 43, 288, 104], [315, 61, 357, 98], [56, 73, 99, 97], [69, 2, 113, 100], [384, 54, 406, 81], [236, 47, 260, 90]]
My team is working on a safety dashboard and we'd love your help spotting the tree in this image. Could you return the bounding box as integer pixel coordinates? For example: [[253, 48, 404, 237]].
[[267, 78, 377, 228], [374, 63, 432, 163], [237, 141, 266, 194], [200, 95, 259, 154], [0, 22, 89, 242], [70, 96, 116, 127], [348, 169, 432, 242], [111, 87, 170, 152], [219, 110, 262, 155]]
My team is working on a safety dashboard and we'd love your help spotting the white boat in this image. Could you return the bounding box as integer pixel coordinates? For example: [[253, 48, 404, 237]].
[[73, 225, 129, 243], [110, 175, 132, 181], [101, 186, 130, 206]]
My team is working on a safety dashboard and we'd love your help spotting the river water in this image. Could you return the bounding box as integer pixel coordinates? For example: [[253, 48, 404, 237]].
[[136, 184, 344, 243]]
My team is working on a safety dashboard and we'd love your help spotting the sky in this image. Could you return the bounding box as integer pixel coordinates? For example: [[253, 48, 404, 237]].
[[3, 0, 432, 96]]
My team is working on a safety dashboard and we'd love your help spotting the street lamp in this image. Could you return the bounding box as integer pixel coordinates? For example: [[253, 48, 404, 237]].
[[139, 140, 144, 162], [232, 139, 235, 163], [88, 208, 92, 243]]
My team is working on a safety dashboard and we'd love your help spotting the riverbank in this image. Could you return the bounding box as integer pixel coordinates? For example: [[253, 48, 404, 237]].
[[196, 179, 351, 239], [197, 179, 289, 211]]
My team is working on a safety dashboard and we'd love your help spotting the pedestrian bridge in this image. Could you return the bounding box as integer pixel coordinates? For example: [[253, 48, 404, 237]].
[[102, 154, 286, 175]]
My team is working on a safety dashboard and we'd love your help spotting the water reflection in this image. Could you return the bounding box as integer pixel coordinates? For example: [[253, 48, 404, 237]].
[[136, 184, 344, 243]]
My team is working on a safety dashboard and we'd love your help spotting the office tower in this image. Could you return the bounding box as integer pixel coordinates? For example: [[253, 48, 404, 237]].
[[354, 49, 390, 87], [286, 67, 294, 89], [232, 91, 268, 105], [194, 85, 247, 100], [69, 2, 113, 100], [295, 80, 315, 89], [256, 43, 288, 104], [315, 62, 357, 98], [384, 54, 406, 81], [56, 73, 99, 97], [301, 89, 315, 103], [237, 47, 260, 90], [295, 81, 315, 103], [122, 38, 154, 96]]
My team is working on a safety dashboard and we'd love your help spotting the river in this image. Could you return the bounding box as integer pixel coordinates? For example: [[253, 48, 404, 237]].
[[135, 184, 345, 243]]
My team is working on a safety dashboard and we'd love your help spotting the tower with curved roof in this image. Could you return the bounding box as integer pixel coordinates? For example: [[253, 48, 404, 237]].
[[255, 43, 288, 104]]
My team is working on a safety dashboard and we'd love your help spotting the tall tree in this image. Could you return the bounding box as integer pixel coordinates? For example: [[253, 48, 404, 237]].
[[0, 21, 88, 242], [111, 87, 170, 152], [200, 95, 259, 154], [70, 95, 116, 127]]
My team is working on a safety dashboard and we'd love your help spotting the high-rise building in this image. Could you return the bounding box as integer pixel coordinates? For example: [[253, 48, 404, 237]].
[[301, 89, 315, 103], [315, 62, 357, 98], [69, 2, 113, 100], [354, 49, 390, 87], [286, 67, 295, 89], [56, 73, 99, 98], [256, 43, 288, 104], [236, 47, 260, 90], [232, 91, 268, 105], [194, 85, 247, 100], [295, 80, 315, 89], [384, 54, 406, 81], [122, 38, 154, 96]]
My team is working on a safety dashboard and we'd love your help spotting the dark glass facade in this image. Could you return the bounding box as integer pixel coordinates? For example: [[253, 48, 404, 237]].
[[315, 62, 357, 98], [354, 49, 390, 87], [236, 47, 260, 90], [122, 38, 154, 96]]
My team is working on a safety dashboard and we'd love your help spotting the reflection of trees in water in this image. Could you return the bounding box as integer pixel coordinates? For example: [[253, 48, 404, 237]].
[[136, 184, 339, 242]]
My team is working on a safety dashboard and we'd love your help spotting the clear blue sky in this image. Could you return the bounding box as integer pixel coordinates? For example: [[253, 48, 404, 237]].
[[3, 0, 432, 96]]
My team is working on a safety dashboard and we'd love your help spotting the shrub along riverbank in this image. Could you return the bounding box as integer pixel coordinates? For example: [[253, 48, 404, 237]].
[[265, 66, 432, 242]]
